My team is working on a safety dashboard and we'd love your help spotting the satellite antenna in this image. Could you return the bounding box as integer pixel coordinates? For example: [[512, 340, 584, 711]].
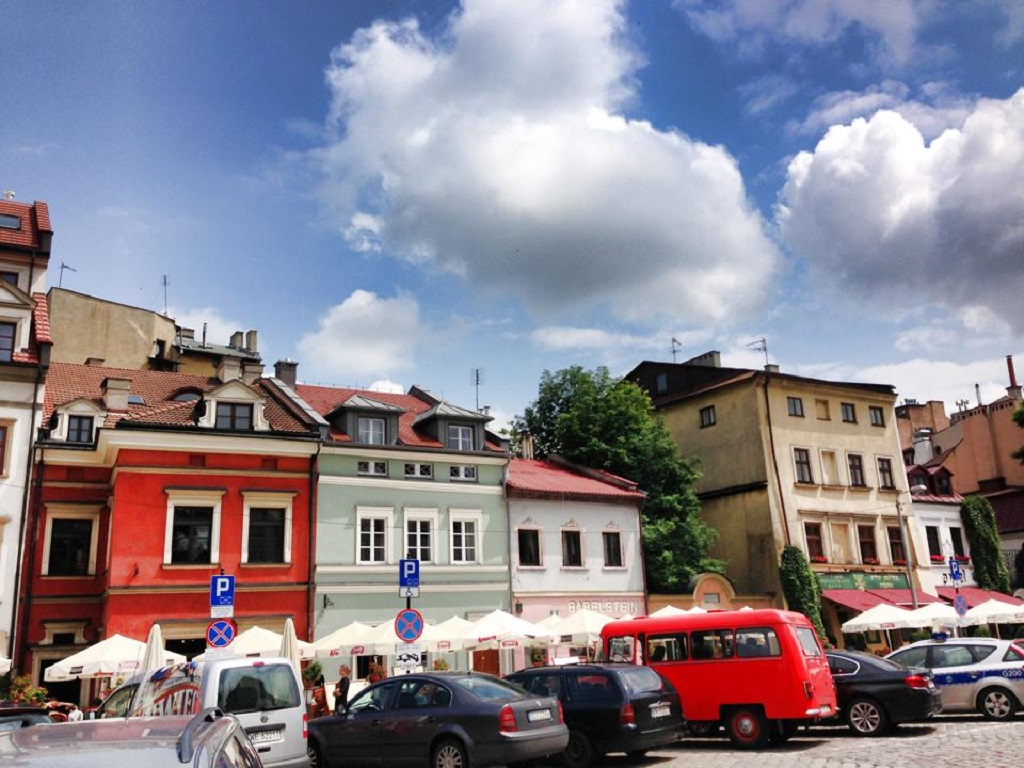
[[471, 368, 484, 412], [746, 337, 768, 367], [671, 338, 681, 363], [58, 262, 77, 287]]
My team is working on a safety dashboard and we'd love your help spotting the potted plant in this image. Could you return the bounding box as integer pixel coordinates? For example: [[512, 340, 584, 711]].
[[810, 555, 828, 564], [302, 659, 323, 690], [863, 557, 879, 565], [930, 554, 945, 563], [366, 660, 387, 684]]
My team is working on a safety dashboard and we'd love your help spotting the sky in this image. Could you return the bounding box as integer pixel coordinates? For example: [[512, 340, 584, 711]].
[[3, 0, 1023, 431]]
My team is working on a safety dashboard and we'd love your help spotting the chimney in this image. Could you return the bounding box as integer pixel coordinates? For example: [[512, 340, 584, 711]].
[[245, 330, 258, 353], [764, 363, 780, 374], [912, 428, 934, 465], [179, 327, 195, 341], [1008, 355, 1022, 401], [274, 359, 298, 388], [101, 377, 132, 411], [683, 350, 721, 368], [218, 357, 242, 383], [241, 360, 264, 385], [519, 431, 534, 460], [230, 331, 244, 349]]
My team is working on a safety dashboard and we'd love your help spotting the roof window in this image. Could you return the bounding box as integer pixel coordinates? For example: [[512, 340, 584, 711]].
[[0, 213, 20, 229]]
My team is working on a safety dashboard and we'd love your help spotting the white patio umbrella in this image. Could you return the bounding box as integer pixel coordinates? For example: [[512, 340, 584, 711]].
[[462, 610, 551, 650], [279, 618, 302, 674], [196, 625, 315, 660], [902, 602, 960, 629], [313, 621, 373, 660], [45, 634, 185, 682], [840, 604, 915, 633], [687, 605, 708, 614], [535, 613, 565, 631], [548, 608, 614, 644], [139, 624, 179, 673], [649, 605, 687, 617], [961, 599, 1024, 626], [355, 619, 439, 654], [426, 616, 473, 653]]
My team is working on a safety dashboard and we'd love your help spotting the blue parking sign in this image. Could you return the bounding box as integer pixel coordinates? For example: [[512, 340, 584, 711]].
[[948, 557, 962, 583], [210, 575, 236, 606], [399, 559, 420, 588]]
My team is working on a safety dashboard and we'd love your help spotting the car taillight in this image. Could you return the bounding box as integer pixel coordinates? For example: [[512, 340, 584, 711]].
[[905, 675, 930, 689], [619, 703, 635, 725], [557, 700, 564, 724], [303, 712, 308, 739], [499, 704, 518, 733]]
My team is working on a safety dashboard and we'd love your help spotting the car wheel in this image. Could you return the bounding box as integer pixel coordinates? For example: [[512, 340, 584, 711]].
[[561, 729, 595, 768], [308, 741, 324, 768], [433, 738, 468, 768], [846, 698, 888, 736], [977, 687, 1018, 721], [686, 721, 719, 736], [726, 707, 769, 749]]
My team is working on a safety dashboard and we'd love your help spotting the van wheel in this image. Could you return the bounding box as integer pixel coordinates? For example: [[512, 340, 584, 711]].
[[726, 707, 769, 749], [307, 741, 324, 768], [978, 687, 1018, 721], [561, 730, 595, 768], [846, 698, 887, 736]]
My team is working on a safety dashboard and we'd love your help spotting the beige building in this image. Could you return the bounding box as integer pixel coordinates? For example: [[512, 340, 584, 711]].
[[628, 352, 935, 645]]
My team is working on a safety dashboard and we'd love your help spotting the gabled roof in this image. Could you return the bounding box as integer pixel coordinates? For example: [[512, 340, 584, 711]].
[[506, 459, 645, 503], [5, 293, 52, 366], [413, 400, 490, 425], [336, 394, 406, 414], [42, 362, 316, 434], [0, 199, 52, 254]]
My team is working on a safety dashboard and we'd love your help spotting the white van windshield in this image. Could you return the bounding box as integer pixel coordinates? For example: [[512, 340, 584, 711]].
[[218, 664, 301, 714]]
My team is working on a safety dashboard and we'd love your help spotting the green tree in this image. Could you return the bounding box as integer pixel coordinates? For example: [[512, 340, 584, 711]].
[[778, 546, 827, 641], [960, 495, 1012, 593], [512, 366, 722, 591]]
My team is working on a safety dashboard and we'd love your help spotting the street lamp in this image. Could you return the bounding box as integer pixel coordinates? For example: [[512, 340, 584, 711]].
[[899, 485, 930, 611]]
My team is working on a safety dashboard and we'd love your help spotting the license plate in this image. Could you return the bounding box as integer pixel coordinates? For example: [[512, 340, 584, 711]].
[[651, 706, 671, 718], [527, 709, 552, 722], [249, 729, 282, 744]]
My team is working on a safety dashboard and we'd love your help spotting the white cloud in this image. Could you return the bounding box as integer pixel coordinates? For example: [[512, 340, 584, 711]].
[[297, 290, 421, 383], [367, 379, 406, 394], [852, 355, 1024, 409], [314, 0, 780, 327], [531, 326, 661, 352], [777, 88, 1024, 334]]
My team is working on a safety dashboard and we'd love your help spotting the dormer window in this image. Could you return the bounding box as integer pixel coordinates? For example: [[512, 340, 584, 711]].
[[0, 322, 15, 362], [215, 402, 253, 430], [448, 424, 473, 451], [358, 416, 386, 445], [0, 213, 20, 229], [67, 415, 95, 444]]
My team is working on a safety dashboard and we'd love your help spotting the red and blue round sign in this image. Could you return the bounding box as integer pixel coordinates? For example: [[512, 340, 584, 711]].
[[395, 608, 424, 642], [207, 618, 237, 648]]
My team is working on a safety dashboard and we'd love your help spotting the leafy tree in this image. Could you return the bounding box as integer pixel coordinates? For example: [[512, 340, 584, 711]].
[[778, 546, 827, 641], [960, 495, 1012, 593], [512, 366, 722, 591]]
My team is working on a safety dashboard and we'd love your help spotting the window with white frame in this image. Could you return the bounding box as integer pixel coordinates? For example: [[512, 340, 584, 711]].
[[794, 448, 814, 484], [42, 507, 100, 576], [241, 491, 294, 564], [164, 489, 224, 565], [877, 457, 896, 489], [449, 465, 477, 482], [847, 453, 866, 487], [603, 530, 623, 567], [215, 402, 253, 430], [0, 321, 15, 362], [404, 462, 432, 479], [787, 396, 804, 417], [841, 402, 856, 423], [447, 424, 473, 451], [404, 508, 436, 562], [66, 414, 95, 444], [357, 460, 388, 477], [517, 528, 541, 566], [869, 405, 885, 427], [561, 528, 583, 567], [450, 511, 481, 563], [357, 508, 393, 564], [358, 416, 386, 445], [699, 405, 716, 428]]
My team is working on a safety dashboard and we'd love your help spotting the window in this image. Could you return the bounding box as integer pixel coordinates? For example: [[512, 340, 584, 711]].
[[877, 458, 896, 490], [245, 508, 286, 563], [518, 529, 541, 566], [603, 531, 623, 567], [451, 515, 479, 563], [357, 416, 385, 445], [699, 405, 716, 428], [794, 448, 813, 483], [404, 462, 432, 479], [841, 403, 856, 422], [936, 475, 952, 495], [656, 373, 668, 395], [449, 465, 477, 482], [358, 516, 388, 564], [950, 527, 965, 557], [858, 524, 878, 563], [215, 402, 253, 430], [561, 530, 583, 567], [66, 415, 94, 444], [926, 525, 942, 558], [869, 406, 885, 427], [406, 518, 433, 562], [887, 526, 905, 563], [0, 271, 17, 286], [0, 213, 20, 229], [815, 399, 830, 420], [447, 424, 473, 451], [787, 396, 804, 417], [44, 514, 98, 575], [736, 628, 781, 658], [820, 450, 840, 485], [357, 460, 387, 477], [911, 472, 928, 490], [691, 629, 734, 659], [847, 454, 866, 486], [170, 507, 215, 564], [804, 522, 824, 560]]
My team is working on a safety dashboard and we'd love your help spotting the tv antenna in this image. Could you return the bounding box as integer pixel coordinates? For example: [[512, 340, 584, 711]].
[[471, 368, 484, 411], [747, 337, 768, 367], [955, 398, 970, 413], [671, 338, 682, 363], [58, 262, 77, 287]]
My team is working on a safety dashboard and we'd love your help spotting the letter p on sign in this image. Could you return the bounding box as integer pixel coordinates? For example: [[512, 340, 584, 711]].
[[210, 575, 236, 607]]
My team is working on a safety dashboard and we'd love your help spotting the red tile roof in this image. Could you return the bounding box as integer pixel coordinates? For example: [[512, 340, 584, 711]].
[[9, 293, 52, 366], [506, 459, 644, 502], [0, 199, 52, 252]]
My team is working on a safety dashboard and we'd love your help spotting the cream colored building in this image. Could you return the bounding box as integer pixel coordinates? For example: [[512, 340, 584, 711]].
[[628, 353, 935, 645]]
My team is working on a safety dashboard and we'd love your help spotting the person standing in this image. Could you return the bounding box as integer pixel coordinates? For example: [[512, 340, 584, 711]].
[[333, 665, 351, 715], [67, 703, 84, 722]]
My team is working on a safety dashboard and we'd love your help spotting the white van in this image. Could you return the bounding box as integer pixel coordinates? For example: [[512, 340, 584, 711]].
[[105, 656, 308, 768]]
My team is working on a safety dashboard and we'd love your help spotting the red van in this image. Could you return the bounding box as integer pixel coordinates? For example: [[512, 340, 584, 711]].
[[600, 609, 836, 748]]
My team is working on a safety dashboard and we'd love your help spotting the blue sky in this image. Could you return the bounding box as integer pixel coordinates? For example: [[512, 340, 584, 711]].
[[4, 0, 1023, 430]]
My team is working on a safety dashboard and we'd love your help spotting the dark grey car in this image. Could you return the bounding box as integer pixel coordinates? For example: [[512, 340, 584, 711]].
[[308, 671, 568, 768]]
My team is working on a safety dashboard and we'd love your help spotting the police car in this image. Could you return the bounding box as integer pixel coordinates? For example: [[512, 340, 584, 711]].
[[886, 638, 1024, 720]]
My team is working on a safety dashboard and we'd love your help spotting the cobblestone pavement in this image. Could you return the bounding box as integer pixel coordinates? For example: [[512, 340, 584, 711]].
[[592, 716, 1024, 768]]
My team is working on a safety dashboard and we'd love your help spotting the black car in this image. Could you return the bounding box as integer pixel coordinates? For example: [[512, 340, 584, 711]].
[[505, 663, 684, 768], [826, 650, 941, 735], [307, 671, 568, 768]]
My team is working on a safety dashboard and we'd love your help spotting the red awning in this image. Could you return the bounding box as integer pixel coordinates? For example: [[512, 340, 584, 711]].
[[936, 587, 1024, 608], [821, 589, 890, 611], [866, 589, 941, 607]]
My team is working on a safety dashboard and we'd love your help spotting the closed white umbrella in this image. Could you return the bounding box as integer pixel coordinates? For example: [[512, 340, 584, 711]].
[[139, 624, 179, 673], [279, 618, 302, 675], [840, 604, 915, 633], [45, 634, 185, 682]]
